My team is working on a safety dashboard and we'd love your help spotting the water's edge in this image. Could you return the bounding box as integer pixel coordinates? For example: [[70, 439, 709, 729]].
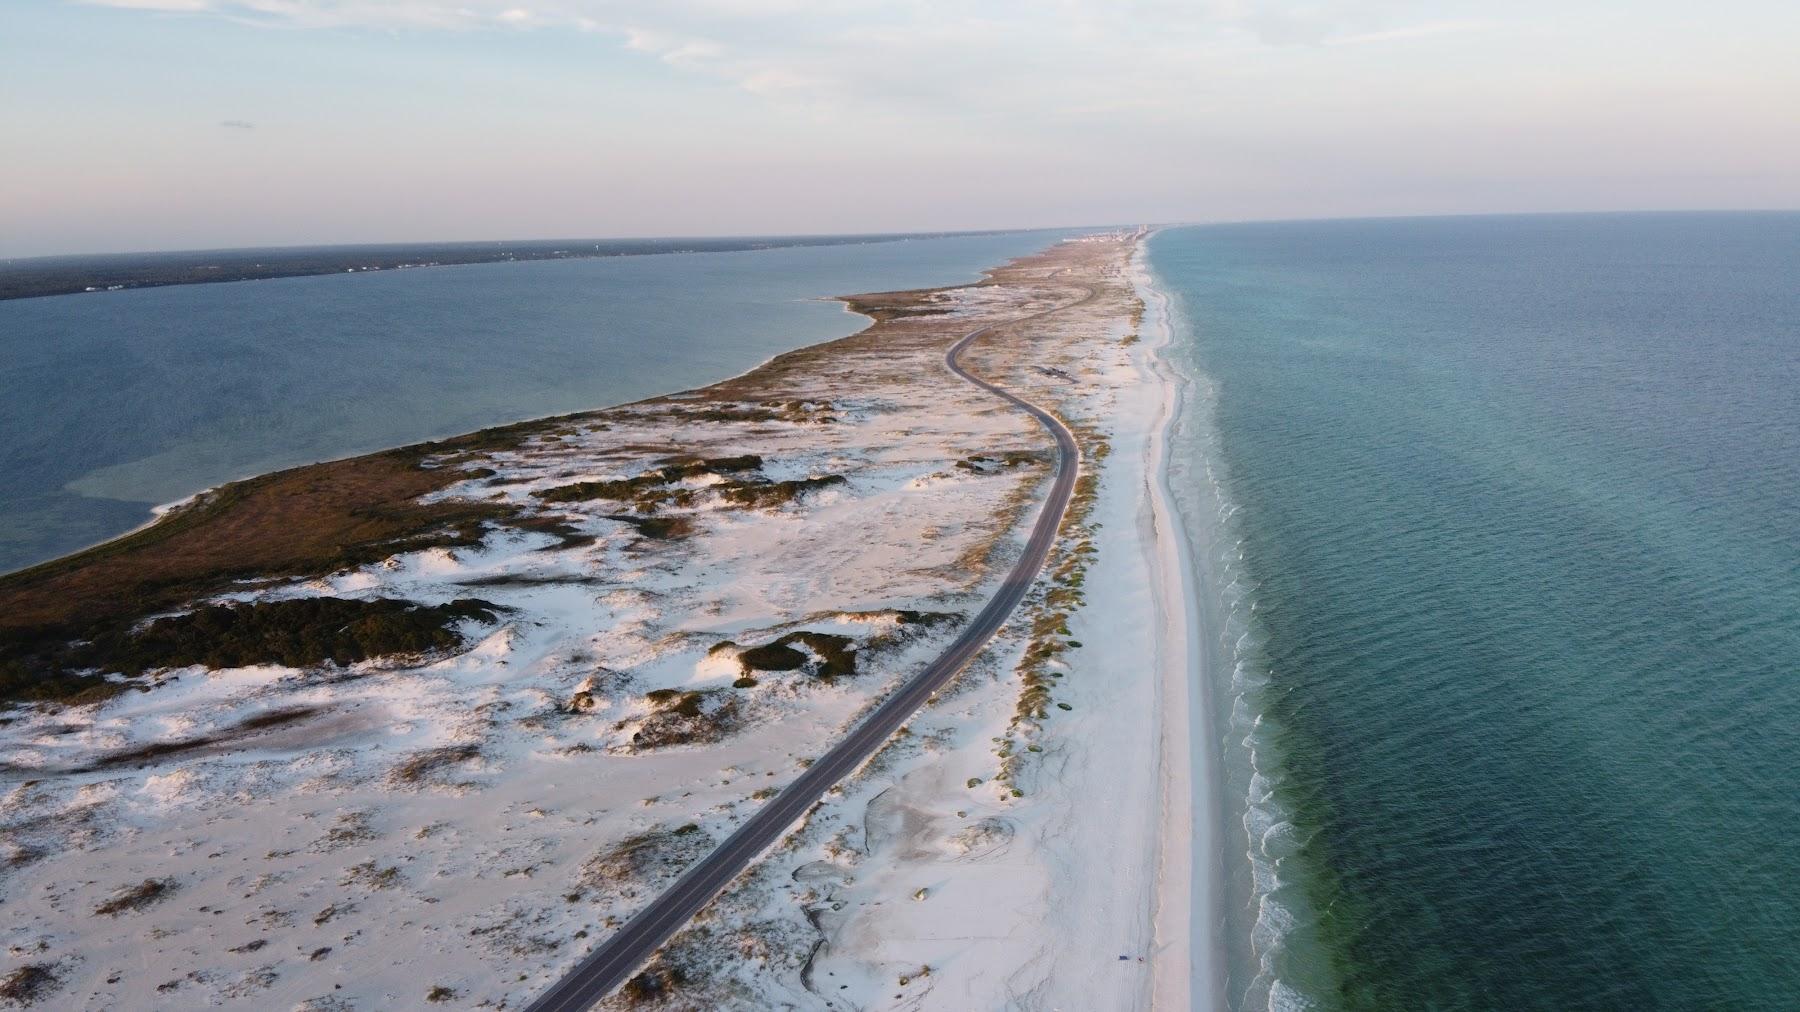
[[1135, 233, 1226, 1009], [1144, 230, 1328, 1012], [2, 242, 1057, 581]]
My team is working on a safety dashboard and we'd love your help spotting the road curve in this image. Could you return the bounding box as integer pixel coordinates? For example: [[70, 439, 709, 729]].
[[523, 281, 1094, 1012]]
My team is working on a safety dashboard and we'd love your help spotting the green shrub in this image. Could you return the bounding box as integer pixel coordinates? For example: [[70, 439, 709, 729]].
[[89, 597, 500, 674], [736, 641, 807, 672], [717, 475, 846, 509], [737, 631, 857, 678], [620, 963, 686, 1004], [656, 454, 762, 479], [94, 878, 175, 916], [0, 964, 59, 1005], [645, 689, 705, 717], [390, 743, 482, 785], [531, 477, 658, 503], [606, 514, 693, 540]]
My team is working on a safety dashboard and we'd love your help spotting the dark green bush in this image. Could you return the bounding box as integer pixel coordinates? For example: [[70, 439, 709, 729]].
[[717, 475, 846, 509], [93, 597, 500, 674], [737, 631, 857, 678], [736, 641, 808, 672], [532, 478, 655, 503], [656, 454, 762, 480]]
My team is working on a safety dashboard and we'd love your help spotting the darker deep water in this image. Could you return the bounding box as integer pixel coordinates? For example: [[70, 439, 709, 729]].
[[1152, 213, 1800, 1009]]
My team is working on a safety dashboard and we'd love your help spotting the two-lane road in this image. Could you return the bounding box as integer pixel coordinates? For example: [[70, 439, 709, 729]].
[[525, 281, 1095, 1012]]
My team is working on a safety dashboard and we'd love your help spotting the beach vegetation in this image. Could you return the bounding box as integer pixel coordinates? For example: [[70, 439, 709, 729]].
[[668, 404, 782, 423], [390, 743, 482, 786], [996, 422, 1113, 788], [532, 477, 660, 503], [645, 689, 705, 716], [94, 877, 175, 916], [580, 828, 710, 892], [78, 706, 319, 771], [606, 514, 693, 540], [736, 631, 857, 678], [530, 455, 764, 534], [508, 514, 595, 549], [93, 596, 499, 675], [716, 474, 846, 509], [343, 861, 403, 890], [625, 689, 738, 750], [735, 641, 806, 672], [620, 962, 687, 1004], [0, 436, 549, 706], [0, 665, 127, 708], [655, 454, 763, 479], [0, 964, 59, 1005]]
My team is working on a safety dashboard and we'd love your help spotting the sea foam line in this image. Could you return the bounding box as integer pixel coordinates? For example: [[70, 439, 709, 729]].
[[1133, 234, 1217, 1010], [1138, 236, 1325, 1012]]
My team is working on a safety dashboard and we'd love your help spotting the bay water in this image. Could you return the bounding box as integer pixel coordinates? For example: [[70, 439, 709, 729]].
[[0, 230, 1067, 573]]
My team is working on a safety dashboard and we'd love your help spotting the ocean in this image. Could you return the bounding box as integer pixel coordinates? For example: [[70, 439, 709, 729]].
[[1150, 212, 1800, 1009], [0, 230, 1068, 574]]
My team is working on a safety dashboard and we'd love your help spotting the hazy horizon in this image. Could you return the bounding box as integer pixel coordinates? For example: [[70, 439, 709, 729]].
[[5, 0, 1798, 258], [9, 209, 1799, 264]]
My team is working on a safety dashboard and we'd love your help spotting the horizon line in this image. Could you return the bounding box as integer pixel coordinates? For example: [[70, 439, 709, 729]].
[[7, 207, 1797, 263]]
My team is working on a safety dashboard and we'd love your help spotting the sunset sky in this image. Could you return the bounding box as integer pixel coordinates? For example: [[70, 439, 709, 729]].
[[4, 0, 1797, 255]]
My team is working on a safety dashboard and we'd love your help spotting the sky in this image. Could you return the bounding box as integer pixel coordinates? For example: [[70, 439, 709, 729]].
[[2, 0, 1797, 257]]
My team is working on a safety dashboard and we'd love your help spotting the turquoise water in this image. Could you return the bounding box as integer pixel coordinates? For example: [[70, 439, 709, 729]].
[[0, 230, 1067, 573], [1150, 213, 1800, 1009]]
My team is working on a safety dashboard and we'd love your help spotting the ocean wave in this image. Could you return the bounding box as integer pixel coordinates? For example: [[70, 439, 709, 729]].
[[1144, 239, 1327, 1012]]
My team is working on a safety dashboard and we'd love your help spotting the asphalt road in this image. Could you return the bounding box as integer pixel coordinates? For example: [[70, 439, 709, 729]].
[[523, 282, 1094, 1012]]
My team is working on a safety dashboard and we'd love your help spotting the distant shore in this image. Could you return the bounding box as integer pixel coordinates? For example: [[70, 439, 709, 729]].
[[0, 229, 1037, 301]]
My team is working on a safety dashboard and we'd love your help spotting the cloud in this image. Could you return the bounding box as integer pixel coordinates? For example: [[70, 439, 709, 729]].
[[74, 0, 1505, 125], [1323, 20, 1497, 46], [219, 119, 255, 129], [79, 0, 210, 9]]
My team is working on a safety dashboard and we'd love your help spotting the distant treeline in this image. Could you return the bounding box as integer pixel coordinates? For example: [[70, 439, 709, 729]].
[[0, 230, 1021, 301]]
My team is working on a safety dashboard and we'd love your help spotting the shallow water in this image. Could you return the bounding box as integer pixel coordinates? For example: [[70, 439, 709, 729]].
[[0, 230, 1067, 572], [1151, 213, 1800, 1009]]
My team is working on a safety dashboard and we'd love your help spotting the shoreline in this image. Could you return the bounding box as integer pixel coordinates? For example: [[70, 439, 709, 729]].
[[0, 229, 1044, 303], [0, 241, 1053, 613], [1135, 232, 1224, 1009], [4, 324, 867, 585], [2, 228, 1070, 579]]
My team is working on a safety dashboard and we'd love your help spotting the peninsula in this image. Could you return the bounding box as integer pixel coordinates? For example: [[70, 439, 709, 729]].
[[0, 231, 1196, 1010]]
